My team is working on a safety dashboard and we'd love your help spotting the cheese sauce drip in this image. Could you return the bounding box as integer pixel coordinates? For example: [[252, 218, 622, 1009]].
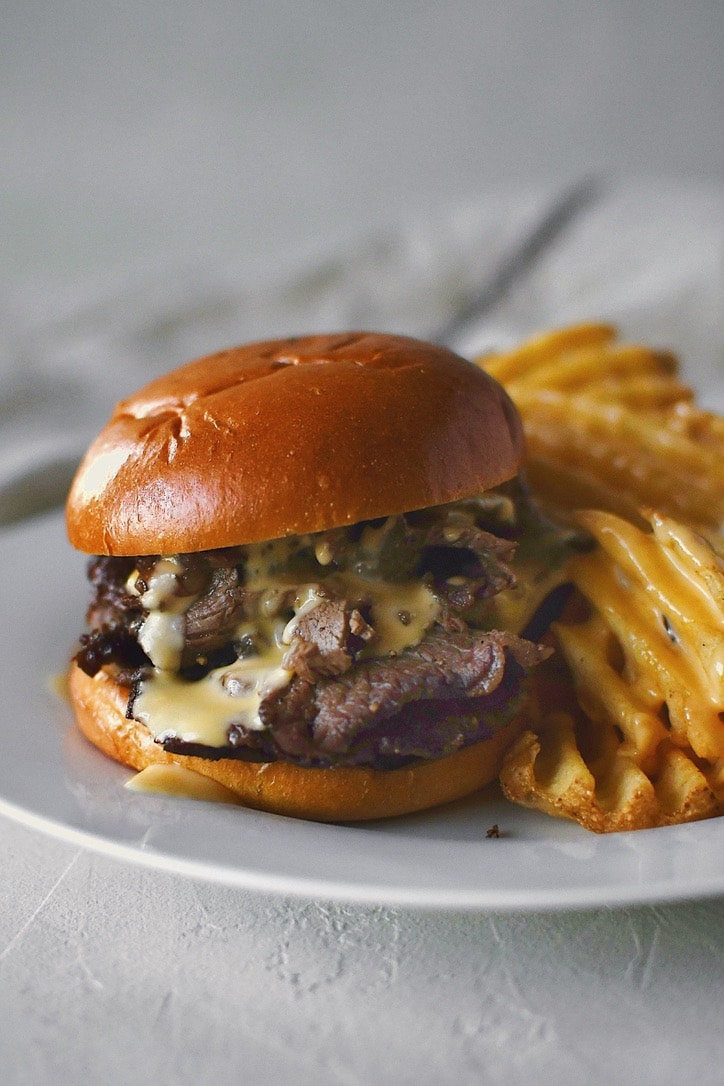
[[133, 644, 291, 746], [127, 558, 198, 672], [125, 764, 242, 805]]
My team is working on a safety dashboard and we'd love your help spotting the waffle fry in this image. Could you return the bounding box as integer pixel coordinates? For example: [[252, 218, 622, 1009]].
[[501, 712, 723, 832], [480, 324, 724, 549], [483, 325, 724, 831], [520, 394, 722, 541], [500, 511, 724, 831], [482, 323, 617, 388]]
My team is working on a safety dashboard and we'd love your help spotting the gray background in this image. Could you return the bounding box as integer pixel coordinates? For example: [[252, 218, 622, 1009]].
[[2, 1, 723, 299]]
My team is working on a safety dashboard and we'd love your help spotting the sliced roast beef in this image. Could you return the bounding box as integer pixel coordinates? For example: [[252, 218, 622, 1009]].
[[78, 558, 149, 678], [261, 626, 548, 759], [80, 488, 563, 769], [282, 598, 374, 682], [346, 512, 518, 593], [154, 624, 547, 769], [181, 566, 247, 666], [421, 523, 517, 601], [350, 686, 522, 764]]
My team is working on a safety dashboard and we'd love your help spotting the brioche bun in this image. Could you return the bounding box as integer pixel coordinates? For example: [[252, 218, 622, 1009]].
[[68, 662, 522, 821], [65, 332, 523, 556], [66, 332, 529, 821]]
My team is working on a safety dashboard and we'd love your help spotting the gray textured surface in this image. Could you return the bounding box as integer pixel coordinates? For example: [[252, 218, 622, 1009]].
[[2, 822, 724, 1085]]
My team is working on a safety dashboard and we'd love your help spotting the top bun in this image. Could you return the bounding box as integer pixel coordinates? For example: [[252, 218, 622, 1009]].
[[66, 332, 524, 556]]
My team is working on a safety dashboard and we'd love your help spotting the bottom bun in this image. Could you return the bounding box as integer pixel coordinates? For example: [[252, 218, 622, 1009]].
[[68, 662, 524, 822]]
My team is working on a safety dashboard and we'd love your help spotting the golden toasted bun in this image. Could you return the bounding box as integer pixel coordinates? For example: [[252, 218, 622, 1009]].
[[66, 332, 523, 556], [68, 662, 523, 822]]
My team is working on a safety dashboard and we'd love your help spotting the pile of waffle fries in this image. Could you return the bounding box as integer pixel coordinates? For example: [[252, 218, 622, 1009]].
[[480, 324, 724, 831]]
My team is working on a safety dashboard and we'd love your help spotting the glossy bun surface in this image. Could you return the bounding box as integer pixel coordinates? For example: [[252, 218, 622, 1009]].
[[66, 332, 524, 555]]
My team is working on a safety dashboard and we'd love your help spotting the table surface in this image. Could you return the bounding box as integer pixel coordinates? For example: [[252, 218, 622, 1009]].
[[2, 4, 724, 1084]]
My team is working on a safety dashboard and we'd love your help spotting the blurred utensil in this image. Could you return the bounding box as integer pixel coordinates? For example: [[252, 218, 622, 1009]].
[[433, 175, 602, 349]]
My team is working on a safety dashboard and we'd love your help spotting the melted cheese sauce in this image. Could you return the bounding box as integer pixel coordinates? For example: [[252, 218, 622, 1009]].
[[132, 563, 442, 748], [133, 640, 292, 745], [353, 575, 440, 656], [47, 671, 70, 702], [488, 556, 567, 636], [127, 503, 560, 751], [282, 575, 441, 657], [128, 558, 198, 672], [124, 764, 242, 805], [138, 612, 187, 671]]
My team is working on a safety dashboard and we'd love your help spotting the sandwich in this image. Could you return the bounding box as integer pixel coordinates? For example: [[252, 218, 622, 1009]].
[[66, 332, 568, 820]]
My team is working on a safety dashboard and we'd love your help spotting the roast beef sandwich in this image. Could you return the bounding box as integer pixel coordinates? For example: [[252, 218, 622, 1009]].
[[66, 332, 568, 820]]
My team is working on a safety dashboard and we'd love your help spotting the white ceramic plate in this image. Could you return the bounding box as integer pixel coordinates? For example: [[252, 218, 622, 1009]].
[[1, 511, 723, 912]]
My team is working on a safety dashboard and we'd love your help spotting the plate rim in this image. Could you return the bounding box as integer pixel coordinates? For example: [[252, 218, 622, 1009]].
[[2, 508, 724, 914], [2, 786, 724, 912]]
